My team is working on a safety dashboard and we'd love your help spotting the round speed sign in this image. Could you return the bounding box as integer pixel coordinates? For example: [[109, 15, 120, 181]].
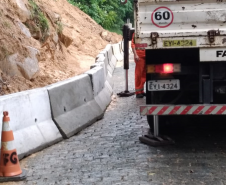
[[151, 7, 174, 28]]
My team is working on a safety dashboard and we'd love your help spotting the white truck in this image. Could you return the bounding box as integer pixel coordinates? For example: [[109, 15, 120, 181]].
[[124, 0, 226, 145]]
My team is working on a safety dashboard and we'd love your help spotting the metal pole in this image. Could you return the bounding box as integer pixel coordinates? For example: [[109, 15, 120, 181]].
[[123, 25, 129, 92], [125, 70, 129, 92], [124, 26, 129, 93], [123, 25, 129, 70], [154, 115, 159, 137]]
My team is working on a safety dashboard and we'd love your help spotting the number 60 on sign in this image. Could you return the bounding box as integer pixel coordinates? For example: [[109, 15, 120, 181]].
[[151, 7, 174, 28]]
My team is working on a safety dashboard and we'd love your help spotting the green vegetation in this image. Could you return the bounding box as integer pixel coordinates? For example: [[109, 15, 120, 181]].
[[28, 0, 49, 40], [67, 0, 134, 34]]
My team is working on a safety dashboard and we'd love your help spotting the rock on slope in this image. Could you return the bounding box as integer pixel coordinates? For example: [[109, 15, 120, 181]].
[[0, 0, 121, 95]]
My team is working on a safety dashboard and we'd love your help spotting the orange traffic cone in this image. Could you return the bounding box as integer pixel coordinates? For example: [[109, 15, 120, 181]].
[[0, 111, 22, 177]]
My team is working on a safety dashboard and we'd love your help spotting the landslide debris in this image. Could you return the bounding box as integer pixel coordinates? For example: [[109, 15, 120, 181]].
[[0, 0, 121, 95]]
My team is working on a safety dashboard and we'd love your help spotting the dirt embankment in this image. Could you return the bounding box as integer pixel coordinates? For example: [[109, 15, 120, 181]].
[[0, 0, 121, 95]]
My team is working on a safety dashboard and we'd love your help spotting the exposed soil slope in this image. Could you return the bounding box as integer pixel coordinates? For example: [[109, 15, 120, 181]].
[[0, 0, 121, 95]]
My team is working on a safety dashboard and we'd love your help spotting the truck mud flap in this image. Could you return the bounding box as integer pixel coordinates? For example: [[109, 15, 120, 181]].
[[139, 134, 174, 147]]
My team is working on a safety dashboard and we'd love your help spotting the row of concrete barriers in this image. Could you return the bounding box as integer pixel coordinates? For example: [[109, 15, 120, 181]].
[[0, 41, 129, 160]]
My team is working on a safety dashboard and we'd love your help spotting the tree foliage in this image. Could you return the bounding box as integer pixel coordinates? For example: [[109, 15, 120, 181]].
[[67, 0, 134, 34]]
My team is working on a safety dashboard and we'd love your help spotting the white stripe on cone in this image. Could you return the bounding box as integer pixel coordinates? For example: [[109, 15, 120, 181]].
[[1, 141, 15, 151], [2, 122, 11, 131]]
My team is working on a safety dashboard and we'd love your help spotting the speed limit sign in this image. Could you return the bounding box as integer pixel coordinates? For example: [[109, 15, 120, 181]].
[[151, 7, 174, 28]]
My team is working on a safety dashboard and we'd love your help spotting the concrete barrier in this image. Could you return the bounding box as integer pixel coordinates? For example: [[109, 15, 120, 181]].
[[86, 66, 112, 112], [106, 71, 114, 89], [91, 64, 114, 90], [47, 74, 103, 139], [95, 53, 108, 76], [91, 61, 107, 80], [91, 62, 113, 94], [119, 41, 132, 54], [129, 41, 132, 53], [93, 54, 114, 89], [109, 44, 118, 67], [0, 88, 62, 159], [120, 41, 123, 52], [119, 41, 123, 55], [0, 42, 121, 160], [98, 49, 114, 75], [104, 45, 117, 68], [112, 43, 123, 61], [86, 66, 105, 97]]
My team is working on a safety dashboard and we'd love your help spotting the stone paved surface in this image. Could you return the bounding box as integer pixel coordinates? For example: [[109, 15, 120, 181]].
[[4, 56, 226, 185]]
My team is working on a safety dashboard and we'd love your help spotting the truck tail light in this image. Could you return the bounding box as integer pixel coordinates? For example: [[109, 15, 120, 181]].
[[163, 64, 173, 73], [147, 63, 181, 74]]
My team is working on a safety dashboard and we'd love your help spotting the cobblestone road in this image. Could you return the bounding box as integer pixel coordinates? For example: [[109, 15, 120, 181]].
[[4, 57, 226, 185]]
